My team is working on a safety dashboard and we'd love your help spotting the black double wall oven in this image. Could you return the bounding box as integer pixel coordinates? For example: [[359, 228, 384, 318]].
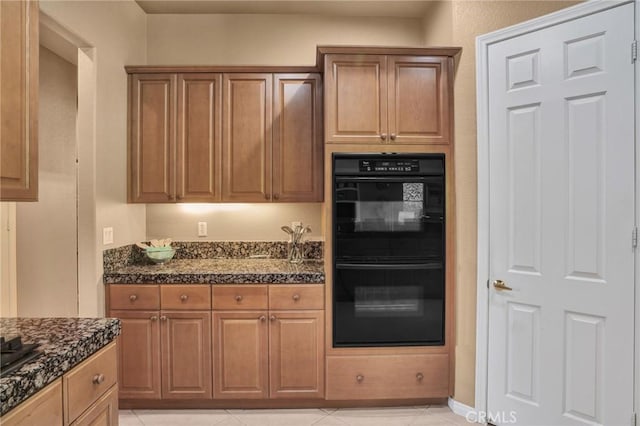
[[333, 153, 445, 347]]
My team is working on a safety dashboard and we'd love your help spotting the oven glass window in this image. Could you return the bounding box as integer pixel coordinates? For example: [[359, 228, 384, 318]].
[[333, 264, 444, 347]]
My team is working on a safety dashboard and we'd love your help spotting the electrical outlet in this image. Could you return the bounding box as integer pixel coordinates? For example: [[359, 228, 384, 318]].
[[291, 221, 302, 230], [198, 222, 208, 237], [102, 227, 114, 245]]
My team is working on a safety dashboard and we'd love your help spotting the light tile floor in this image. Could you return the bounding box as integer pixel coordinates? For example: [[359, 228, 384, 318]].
[[120, 405, 472, 426]]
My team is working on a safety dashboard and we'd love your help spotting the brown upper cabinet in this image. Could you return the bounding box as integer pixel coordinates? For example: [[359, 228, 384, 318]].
[[223, 73, 323, 202], [324, 54, 452, 145], [0, 0, 39, 201], [128, 70, 322, 203], [128, 73, 222, 203]]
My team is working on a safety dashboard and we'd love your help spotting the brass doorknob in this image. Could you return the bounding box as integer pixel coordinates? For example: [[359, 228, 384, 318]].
[[493, 280, 513, 291]]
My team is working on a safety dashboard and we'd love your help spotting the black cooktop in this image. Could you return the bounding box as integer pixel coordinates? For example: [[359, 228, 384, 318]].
[[0, 335, 41, 378]]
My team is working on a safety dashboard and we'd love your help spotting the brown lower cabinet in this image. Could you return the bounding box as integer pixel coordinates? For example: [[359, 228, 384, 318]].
[[109, 284, 325, 403], [212, 309, 324, 400]]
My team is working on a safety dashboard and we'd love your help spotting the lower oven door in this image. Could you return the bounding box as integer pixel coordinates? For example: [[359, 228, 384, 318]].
[[333, 262, 444, 347]]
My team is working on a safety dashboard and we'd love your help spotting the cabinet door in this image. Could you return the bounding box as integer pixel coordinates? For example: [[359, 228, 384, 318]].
[[324, 54, 387, 144], [128, 73, 176, 202], [161, 311, 212, 399], [110, 310, 161, 399], [0, 0, 38, 201], [213, 311, 268, 399], [272, 74, 323, 202], [269, 310, 324, 399], [70, 385, 118, 426], [387, 56, 451, 144], [222, 74, 272, 202], [176, 73, 222, 201]]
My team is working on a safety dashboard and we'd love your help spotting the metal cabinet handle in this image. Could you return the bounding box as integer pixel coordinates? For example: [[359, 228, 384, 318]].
[[270, 315, 276, 322], [380, 133, 387, 141], [235, 295, 243, 302], [264, 194, 270, 200], [150, 315, 158, 321], [292, 294, 300, 301], [180, 294, 188, 301], [160, 315, 167, 321], [390, 133, 397, 140], [416, 372, 424, 381], [129, 294, 137, 302], [92, 374, 105, 385], [259, 315, 266, 322], [273, 194, 279, 200], [356, 374, 364, 383]]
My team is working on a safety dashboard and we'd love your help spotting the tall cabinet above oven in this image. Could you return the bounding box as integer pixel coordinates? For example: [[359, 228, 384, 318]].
[[320, 46, 459, 401]]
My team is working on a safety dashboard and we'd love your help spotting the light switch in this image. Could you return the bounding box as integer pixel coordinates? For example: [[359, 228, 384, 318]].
[[103, 227, 114, 245], [198, 222, 208, 237]]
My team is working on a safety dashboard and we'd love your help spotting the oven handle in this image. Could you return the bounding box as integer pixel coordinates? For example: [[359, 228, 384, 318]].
[[334, 176, 438, 183], [335, 262, 442, 271]]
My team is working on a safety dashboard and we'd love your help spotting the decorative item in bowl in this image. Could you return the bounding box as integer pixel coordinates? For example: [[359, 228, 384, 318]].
[[136, 239, 175, 264], [145, 246, 176, 264]]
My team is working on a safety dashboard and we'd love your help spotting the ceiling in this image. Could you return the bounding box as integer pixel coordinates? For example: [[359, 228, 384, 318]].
[[134, 1, 433, 17]]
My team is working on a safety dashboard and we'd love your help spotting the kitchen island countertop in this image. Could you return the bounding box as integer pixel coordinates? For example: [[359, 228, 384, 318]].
[[103, 258, 325, 284], [0, 317, 121, 416]]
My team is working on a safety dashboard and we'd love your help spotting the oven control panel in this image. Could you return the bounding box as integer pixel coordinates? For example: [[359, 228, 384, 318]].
[[359, 159, 420, 173]]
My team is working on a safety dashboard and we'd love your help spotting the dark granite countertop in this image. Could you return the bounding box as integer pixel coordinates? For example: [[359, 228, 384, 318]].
[[0, 317, 121, 416], [103, 258, 325, 284]]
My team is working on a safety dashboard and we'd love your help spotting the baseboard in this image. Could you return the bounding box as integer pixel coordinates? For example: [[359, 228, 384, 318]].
[[448, 397, 477, 423]]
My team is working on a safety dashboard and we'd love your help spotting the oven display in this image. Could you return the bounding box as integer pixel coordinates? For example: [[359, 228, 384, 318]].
[[359, 160, 420, 173]]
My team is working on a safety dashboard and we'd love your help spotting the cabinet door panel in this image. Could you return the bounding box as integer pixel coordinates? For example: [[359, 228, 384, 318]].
[[110, 310, 161, 399], [161, 311, 212, 399], [269, 310, 324, 399], [272, 74, 323, 202], [324, 54, 387, 143], [0, 0, 38, 201], [129, 73, 176, 202], [388, 56, 451, 144], [213, 311, 268, 399], [222, 74, 272, 201], [70, 385, 118, 426], [176, 73, 222, 201]]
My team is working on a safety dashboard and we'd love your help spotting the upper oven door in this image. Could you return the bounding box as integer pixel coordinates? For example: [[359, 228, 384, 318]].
[[334, 175, 444, 261]]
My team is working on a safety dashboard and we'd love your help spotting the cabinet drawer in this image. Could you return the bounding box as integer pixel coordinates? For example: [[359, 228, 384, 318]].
[[109, 285, 159, 310], [212, 285, 268, 310], [70, 384, 118, 426], [1, 379, 63, 426], [161, 285, 211, 310], [326, 354, 449, 400], [269, 285, 323, 310], [64, 342, 117, 423]]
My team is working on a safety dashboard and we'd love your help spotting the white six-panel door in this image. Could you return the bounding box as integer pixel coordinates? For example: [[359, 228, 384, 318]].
[[486, 3, 635, 425]]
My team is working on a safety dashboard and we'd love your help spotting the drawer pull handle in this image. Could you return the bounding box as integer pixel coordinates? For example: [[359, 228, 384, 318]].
[[416, 373, 424, 381], [292, 294, 300, 301], [129, 295, 137, 302], [235, 295, 243, 302], [380, 133, 387, 141], [356, 374, 364, 383], [150, 315, 158, 321], [160, 315, 167, 321], [390, 133, 397, 140], [92, 374, 105, 385], [270, 315, 276, 322], [180, 294, 188, 301], [259, 315, 266, 322]]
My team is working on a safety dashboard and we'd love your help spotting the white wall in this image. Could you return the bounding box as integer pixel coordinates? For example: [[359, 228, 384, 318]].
[[38, 0, 147, 316], [147, 13, 424, 65], [16, 46, 78, 317], [146, 203, 323, 241]]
